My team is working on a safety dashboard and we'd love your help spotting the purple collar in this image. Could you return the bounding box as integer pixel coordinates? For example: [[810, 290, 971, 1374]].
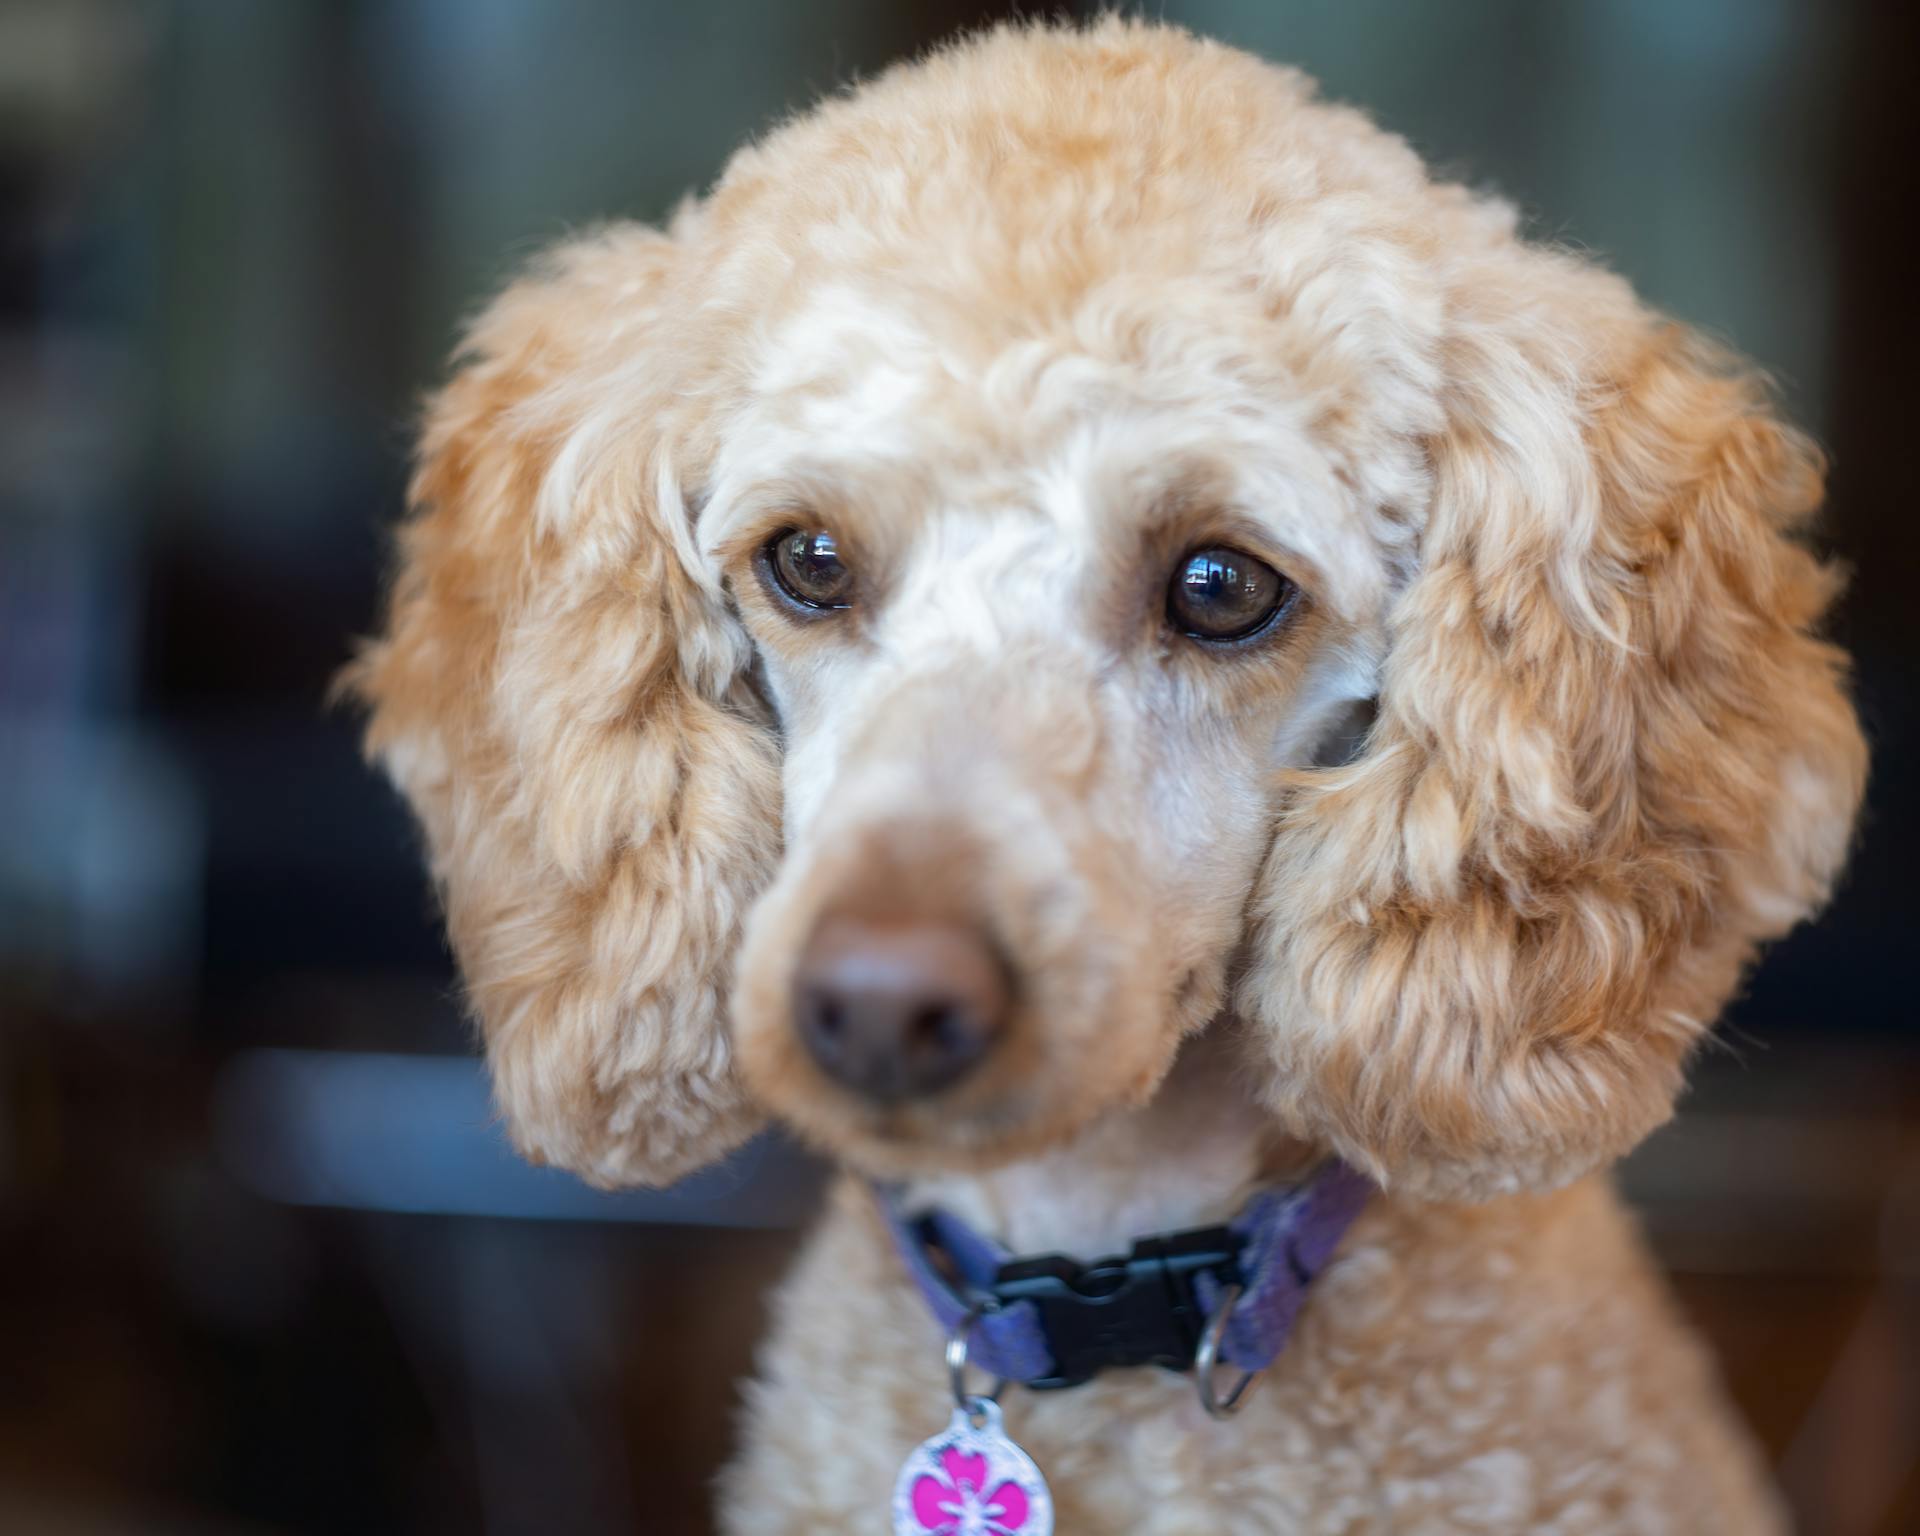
[[879, 1160, 1371, 1392]]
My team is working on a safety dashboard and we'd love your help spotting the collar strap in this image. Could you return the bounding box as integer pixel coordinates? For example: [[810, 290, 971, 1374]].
[[879, 1160, 1371, 1391]]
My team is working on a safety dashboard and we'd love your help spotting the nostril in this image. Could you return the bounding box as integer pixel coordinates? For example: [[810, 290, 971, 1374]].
[[797, 989, 848, 1064], [910, 1005, 960, 1051], [811, 994, 846, 1039], [904, 1001, 991, 1085]]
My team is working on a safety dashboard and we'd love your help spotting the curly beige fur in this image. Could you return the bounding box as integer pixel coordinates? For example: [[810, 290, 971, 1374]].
[[345, 20, 1866, 1532]]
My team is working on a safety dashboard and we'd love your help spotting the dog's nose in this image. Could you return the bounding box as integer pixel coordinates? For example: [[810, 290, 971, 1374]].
[[793, 915, 1009, 1101]]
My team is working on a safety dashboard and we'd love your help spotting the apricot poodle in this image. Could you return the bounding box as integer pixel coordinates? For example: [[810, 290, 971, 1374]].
[[346, 21, 1866, 1533]]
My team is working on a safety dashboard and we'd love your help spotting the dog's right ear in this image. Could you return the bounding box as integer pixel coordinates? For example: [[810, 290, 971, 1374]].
[[339, 226, 782, 1187]]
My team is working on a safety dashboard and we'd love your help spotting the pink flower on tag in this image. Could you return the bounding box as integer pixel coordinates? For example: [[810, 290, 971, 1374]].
[[908, 1445, 1031, 1534]]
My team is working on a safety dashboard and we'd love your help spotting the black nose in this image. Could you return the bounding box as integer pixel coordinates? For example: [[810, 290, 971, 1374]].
[[793, 915, 1010, 1102]]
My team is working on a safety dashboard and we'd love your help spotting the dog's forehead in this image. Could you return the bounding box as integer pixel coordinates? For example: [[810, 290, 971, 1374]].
[[747, 283, 940, 436], [702, 276, 1407, 623], [743, 274, 1287, 456]]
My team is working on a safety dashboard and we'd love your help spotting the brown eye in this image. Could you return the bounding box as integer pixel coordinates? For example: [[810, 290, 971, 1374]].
[[766, 527, 854, 610], [1167, 545, 1292, 641]]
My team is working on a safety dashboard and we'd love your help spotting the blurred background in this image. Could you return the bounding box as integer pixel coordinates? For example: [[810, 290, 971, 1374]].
[[2, 1, 1916, 1531]]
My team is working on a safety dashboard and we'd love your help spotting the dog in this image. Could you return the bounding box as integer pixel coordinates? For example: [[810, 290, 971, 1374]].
[[345, 20, 1867, 1533]]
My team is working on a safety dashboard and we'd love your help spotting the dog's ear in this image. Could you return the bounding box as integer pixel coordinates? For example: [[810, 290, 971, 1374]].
[[1242, 244, 1866, 1201], [340, 226, 780, 1187]]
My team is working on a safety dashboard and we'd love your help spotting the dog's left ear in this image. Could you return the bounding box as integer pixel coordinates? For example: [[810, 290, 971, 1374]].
[[1242, 241, 1867, 1201], [341, 226, 781, 1187]]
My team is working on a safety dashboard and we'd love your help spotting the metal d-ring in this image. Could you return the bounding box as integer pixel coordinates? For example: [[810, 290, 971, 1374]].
[[946, 1303, 1009, 1418], [1194, 1283, 1261, 1420]]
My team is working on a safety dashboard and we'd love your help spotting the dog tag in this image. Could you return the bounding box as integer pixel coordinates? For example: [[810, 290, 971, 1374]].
[[891, 1397, 1054, 1536]]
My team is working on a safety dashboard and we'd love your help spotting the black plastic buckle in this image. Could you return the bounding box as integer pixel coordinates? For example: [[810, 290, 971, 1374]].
[[986, 1225, 1247, 1391]]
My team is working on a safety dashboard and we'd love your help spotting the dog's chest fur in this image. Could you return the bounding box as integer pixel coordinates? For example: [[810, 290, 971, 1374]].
[[720, 1058, 1782, 1534]]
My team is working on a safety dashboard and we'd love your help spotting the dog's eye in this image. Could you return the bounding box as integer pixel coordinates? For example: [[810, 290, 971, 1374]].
[[1167, 545, 1292, 641], [766, 528, 854, 610]]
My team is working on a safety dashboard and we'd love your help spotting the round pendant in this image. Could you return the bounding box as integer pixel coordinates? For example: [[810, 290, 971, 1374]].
[[890, 1398, 1054, 1536]]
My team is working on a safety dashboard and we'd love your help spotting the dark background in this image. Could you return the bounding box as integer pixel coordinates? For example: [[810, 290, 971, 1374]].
[[2, 2, 1916, 1532]]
